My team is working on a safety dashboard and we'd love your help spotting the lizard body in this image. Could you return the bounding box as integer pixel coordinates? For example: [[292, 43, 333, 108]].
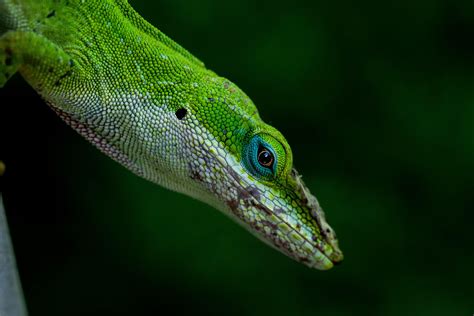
[[0, 0, 343, 269]]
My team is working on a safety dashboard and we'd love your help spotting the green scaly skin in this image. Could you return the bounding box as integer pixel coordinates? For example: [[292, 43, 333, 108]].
[[0, 0, 343, 269]]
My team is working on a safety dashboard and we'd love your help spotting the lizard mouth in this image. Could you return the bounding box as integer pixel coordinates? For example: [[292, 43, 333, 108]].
[[313, 226, 344, 269], [230, 187, 342, 270], [220, 163, 343, 270], [308, 248, 337, 270]]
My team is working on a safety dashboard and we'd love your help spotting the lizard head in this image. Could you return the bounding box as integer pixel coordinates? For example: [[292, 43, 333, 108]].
[[54, 70, 343, 270], [175, 76, 344, 270], [54, 71, 343, 269]]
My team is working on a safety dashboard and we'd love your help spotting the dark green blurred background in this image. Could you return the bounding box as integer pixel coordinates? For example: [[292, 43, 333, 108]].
[[1, 0, 473, 315]]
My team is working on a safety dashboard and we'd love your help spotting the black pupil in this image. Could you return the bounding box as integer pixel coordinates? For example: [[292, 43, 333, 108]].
[[258, 147, 274, 167]]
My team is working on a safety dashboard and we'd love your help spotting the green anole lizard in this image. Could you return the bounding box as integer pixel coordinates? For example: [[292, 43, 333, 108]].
[[0, 0, 343, 270]]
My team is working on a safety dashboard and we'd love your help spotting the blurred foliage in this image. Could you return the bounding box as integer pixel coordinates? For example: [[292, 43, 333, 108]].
[[0, 0, 473, 315]]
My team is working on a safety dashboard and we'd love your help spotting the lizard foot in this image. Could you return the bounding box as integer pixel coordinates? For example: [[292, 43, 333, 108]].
[[0, 32, 21, 88]]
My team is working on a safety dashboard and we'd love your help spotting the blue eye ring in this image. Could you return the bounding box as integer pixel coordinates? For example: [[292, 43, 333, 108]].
[[243, 135, 278, 179]]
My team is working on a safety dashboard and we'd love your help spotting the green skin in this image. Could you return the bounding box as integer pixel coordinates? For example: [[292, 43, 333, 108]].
[[0, 0, 343, 269]]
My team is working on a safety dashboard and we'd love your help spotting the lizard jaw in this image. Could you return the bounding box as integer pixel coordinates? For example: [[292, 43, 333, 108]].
[[224, 186, 343, 270], [217, 160, 343, 270]]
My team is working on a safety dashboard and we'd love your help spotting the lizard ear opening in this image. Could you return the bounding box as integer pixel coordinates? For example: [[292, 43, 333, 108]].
[[175, 108, 187, 120]]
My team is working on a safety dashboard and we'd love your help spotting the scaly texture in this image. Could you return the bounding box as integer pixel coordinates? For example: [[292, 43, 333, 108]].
[[0, 0, 343, 269]]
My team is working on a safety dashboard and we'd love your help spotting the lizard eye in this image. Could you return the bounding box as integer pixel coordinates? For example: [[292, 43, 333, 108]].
[[257, 146, 274, 168], [243, 134, 282, 179]]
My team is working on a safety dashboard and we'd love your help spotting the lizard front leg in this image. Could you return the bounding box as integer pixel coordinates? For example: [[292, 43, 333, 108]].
[[0, 31, 21, 88], [0, 30, 74, 91]]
